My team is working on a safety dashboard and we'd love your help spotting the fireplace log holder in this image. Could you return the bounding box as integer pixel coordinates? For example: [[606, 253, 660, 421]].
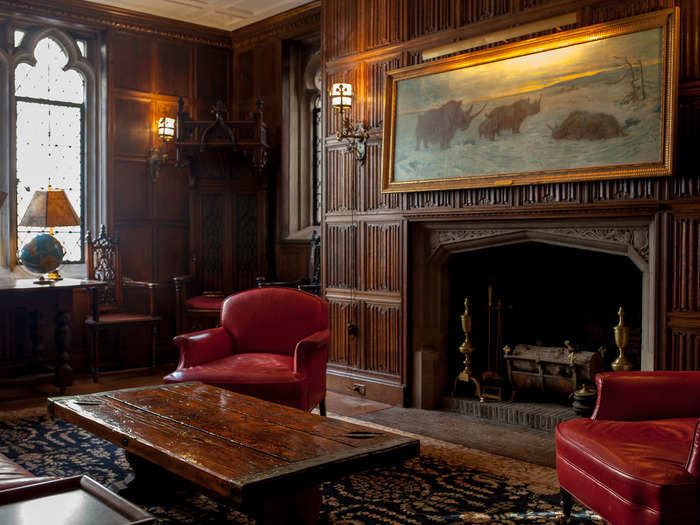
[[504, 342, 604, 399]]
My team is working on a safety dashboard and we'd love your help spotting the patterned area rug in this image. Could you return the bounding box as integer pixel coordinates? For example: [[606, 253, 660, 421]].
[[0, 408, 599, 524]]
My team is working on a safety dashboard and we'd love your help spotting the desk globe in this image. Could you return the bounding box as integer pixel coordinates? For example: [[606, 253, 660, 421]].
[[19, 233, 65, 281]]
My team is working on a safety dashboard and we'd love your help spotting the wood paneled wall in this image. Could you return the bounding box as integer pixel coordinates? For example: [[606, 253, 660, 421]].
[[109, 31, 231, 365], [322, 0, 700, 405]]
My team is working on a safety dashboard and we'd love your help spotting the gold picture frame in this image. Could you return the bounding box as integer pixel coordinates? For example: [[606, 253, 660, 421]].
[[381, 8, 679, 193]]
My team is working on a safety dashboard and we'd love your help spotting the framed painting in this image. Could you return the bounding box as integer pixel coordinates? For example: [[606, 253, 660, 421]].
[[381, 8, 679, 193]]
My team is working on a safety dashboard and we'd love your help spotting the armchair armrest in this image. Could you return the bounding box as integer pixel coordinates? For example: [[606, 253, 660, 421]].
[[293, 329, 330, 375], [686, 420, 700, 480], [592, 371, 700, 421], [122, 278, 160, 289], [122, 278, 161, 316], [173, 327, 234, 369]]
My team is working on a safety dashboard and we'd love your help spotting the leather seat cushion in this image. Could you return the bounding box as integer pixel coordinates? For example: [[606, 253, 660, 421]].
[[163, 353, 307, 408], [0, 452, 54, 491], [186, 295, 225, 310], [556, 417, 698, 513]]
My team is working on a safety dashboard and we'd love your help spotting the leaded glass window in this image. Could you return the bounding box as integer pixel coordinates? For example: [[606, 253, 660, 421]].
[[15, 37, 85, 262]]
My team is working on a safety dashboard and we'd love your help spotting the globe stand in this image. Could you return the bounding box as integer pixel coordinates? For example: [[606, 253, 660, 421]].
[[19, 232, 67, 285], [33, 275, 54, 285]]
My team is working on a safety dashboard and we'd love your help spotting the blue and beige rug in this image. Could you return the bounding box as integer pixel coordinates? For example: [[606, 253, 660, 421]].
[[0, 408, 598, 524]]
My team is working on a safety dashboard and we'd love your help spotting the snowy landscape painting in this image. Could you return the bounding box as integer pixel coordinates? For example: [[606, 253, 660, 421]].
[[382, 10, 678, 192]]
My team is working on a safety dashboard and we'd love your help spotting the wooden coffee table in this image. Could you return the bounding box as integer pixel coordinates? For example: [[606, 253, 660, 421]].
[[48, 382, 419, 524]]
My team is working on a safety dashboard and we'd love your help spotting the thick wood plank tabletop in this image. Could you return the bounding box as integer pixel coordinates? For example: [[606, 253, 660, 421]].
[[47, 382, 419, 504]]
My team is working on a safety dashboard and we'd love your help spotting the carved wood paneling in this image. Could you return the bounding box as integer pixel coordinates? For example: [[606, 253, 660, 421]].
[[680, 0, 700, 81], [669, 331, 700, 370], [457, 0, 513, 26], [364, 302, 402, 375], [326, 148, 357, 212], [323, 0, 359, 60], [366, 55, 402, 128], [366, 0, 406, 49], [677, 94, 700, 179], [407, 0, 455, 39], [405, 190, 457, 209], [580, 0, 673, 26], [328, 299, 360, 366], [364, 144, 400, 210], [364, 222, 402, 292], [326, 223, 358, 289], [672, 217, 699, 312]]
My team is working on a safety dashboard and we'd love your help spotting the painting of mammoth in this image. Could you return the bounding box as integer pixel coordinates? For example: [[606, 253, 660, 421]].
[[382, 8, 677, 192], [415, 100, 486, 150], [479, 97, 541, 141]]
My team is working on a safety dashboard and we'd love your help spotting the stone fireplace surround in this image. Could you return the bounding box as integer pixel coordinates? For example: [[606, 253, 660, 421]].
[[410, 218, 656, 409]]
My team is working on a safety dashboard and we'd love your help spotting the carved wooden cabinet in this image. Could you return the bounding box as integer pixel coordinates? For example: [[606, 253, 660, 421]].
[[173, 100, 271, 334], [189, 161, 270, 295]]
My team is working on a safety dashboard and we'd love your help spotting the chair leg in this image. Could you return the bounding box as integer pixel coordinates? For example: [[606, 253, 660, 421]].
[[150, 324, 157, 375], [319, 398, 327, 417], [560, 487, 573, 522]]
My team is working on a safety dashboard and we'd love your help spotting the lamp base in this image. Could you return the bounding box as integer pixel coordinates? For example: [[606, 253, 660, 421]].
[[33, 272, 63, 285]]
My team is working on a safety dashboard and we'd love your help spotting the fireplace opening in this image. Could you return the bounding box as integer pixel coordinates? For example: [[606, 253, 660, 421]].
[[448, 242, 643, 403]]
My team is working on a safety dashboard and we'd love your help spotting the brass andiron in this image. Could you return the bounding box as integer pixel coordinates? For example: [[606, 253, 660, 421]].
[[451, 297, 483, 401], [611, 306, 634, 371]]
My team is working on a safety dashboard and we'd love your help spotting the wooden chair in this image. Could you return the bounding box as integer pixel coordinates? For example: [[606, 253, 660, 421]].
[[85, 225, 160, 382]]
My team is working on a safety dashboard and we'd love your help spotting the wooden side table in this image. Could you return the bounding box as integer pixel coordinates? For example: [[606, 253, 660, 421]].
[[0, 278, 103, 393]]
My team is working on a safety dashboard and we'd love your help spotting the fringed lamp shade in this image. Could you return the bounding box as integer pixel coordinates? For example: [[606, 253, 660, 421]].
[[19, 188, 80, 228]]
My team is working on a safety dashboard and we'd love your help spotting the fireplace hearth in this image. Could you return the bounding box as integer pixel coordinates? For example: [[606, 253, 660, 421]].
[[411, 220, 655, 409]]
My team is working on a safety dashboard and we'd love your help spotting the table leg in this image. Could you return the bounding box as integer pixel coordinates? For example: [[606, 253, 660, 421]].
[[251, 485, 321, 525], [121, 452, 183, 502], [53, 302, 72, 395]]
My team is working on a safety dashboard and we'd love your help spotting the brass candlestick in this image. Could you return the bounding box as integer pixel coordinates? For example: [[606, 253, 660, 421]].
[[451, 298, 482, 401], [611, 306, 634, 371]]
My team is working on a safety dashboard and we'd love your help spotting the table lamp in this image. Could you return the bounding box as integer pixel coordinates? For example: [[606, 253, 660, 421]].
[[18, 185, 80, 283]]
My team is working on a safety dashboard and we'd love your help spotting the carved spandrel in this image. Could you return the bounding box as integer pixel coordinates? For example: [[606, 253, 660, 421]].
[[429, 226, 650, 263]]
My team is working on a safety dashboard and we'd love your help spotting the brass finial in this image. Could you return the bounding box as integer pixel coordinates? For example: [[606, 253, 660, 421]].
[[611, 305, 633, 371], [451, 296, 482, 401]]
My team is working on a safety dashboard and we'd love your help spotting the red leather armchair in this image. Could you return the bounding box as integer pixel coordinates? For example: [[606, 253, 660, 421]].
[[164, 287, 329, 415], [556, 372, 700, 524]]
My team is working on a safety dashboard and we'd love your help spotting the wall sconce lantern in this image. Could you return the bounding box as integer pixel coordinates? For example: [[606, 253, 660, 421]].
[[158, 117, 175, 142], [329, 82, 369, 164], [147, 116, 176, 182]]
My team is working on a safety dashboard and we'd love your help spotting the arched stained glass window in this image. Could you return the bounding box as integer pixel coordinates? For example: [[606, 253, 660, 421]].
[[15, 37, 85, 262]]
